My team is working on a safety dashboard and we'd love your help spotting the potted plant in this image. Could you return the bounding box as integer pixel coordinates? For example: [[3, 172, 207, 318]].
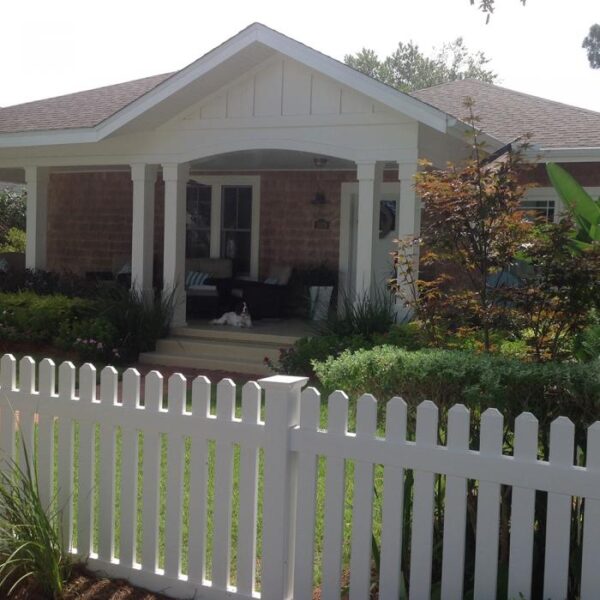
[[303, 263, 337, 321]]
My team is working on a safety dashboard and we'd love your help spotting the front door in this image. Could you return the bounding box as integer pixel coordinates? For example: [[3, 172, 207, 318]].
[[186, 176, 260, 279], [221, 185, 253, 276]]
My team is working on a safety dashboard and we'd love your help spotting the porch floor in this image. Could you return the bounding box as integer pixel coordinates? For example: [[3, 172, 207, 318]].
[[139, 318, 315, 376], [183, 318, 315, 342]]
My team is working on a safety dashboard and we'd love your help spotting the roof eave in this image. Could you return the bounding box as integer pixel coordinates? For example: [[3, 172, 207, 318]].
[[526, 146, 600, 163], [0, 127, 99, 148]]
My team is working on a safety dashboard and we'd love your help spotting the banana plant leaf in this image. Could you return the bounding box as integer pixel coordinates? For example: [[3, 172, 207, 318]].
[[546, 162, 600, 242]]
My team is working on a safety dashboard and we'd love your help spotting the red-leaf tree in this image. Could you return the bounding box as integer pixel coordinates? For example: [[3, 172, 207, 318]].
[[393, 101, 533, 351]]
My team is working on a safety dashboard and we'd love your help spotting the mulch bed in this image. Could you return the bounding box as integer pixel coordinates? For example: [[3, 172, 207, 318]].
[[11, 566, 174, 600]]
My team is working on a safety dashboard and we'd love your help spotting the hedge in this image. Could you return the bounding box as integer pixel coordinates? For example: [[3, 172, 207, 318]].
[[313, 345, 600, 436]]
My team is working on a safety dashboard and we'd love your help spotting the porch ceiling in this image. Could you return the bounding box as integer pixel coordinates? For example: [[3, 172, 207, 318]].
[[190, 149, 356, 171]]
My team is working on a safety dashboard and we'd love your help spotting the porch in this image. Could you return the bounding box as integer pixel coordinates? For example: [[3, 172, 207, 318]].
[[139, 318, 314, 376]]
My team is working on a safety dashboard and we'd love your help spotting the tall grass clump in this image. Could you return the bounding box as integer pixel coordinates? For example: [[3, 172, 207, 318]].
[[322, 287, 396, 339], [0, 442, 71, 598]]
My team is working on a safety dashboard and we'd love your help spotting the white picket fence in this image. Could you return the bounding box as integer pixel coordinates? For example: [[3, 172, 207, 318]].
[[0, 354, 599, 600]]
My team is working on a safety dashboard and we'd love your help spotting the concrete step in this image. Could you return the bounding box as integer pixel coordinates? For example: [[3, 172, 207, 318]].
[[137, 351, 271, 376], [154, 337, 283, 362], [170, 325, 302, 346], [139, 321, 305, 375]]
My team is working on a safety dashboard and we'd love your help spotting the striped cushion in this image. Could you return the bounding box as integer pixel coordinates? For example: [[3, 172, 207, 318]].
[[186, 271, 208, 287]]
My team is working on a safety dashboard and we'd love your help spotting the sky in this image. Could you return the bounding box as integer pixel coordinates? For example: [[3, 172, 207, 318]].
[[2, 0, 599, 112]]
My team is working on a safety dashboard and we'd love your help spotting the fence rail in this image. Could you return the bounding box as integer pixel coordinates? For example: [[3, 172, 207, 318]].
[[0, 353, 599, 599]]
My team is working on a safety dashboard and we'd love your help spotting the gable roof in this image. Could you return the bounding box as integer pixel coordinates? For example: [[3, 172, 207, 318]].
[[411, 79, 600, 150], [0, 23, 451, 147]]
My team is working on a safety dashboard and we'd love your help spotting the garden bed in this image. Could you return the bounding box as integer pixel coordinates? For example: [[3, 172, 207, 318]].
[[13, 565, 173, 600]]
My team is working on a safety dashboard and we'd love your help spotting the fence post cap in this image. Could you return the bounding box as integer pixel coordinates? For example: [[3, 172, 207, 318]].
[[258, 375, 308, 390]]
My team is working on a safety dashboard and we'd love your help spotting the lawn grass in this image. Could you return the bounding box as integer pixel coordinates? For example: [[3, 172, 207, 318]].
[[33, 388, 386, 591]]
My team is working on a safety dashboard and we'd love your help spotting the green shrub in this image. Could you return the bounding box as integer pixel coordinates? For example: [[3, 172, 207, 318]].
[[372, 322, 426, 350], [314, 345, 600, 433], [275, 334, 372, 376], [54, 317, 120, 363], [0, 292, 94, 344], [0, 287, 174, 364], [274, 323, 428, 377], [94, 286, 174, 363], [0, 228, 25, 253]]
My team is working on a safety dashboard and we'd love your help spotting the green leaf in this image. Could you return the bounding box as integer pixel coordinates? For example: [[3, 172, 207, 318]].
[[546, 163, 600, 240]]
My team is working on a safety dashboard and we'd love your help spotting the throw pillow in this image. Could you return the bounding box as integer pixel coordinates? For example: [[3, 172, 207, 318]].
[[186, 271, 208, 287]]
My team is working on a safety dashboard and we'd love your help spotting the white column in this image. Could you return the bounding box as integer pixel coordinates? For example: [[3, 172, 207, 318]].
[[131, 164, 158, 298], [355, 161, 383, 298], [396, 161, 420, 317], [131, 164, 158, 299], [24, 166, 50, 270], [162, 163, 189, 327], [397, 162, 420, 240]]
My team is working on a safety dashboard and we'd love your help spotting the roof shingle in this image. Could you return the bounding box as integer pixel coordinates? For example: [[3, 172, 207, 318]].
[[411, 79, 600, 149], [0, 73, 173, 133]]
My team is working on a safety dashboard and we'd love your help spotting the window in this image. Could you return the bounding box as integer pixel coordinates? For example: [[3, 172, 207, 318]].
[[186, 182, 212, 258], [221, 185, 252, 275], [379, 199, 397, 238], [520, 197, 556, 223]]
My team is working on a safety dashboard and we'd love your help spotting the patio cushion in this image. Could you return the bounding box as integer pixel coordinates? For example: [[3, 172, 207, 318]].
[[186, 271, 208, 287]]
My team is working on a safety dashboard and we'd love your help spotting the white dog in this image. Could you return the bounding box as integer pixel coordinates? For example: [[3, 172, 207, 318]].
[[211, 302, 253, 328]]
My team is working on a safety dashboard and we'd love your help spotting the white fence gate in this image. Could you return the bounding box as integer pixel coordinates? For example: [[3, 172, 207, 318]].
[[0, 354, 599, 600]]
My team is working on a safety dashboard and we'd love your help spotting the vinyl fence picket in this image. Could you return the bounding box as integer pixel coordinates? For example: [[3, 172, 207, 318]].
[[187, 376, 210, 584], [37, 358, 55, 511], [409, 401, 438, 600], [0, 354, 17, 471], [77, 364, 97, 557], [440, 404, 470, 600], [543, 417, 575, 600], [473, 409, 504, 599], [0, 354, 16, 472], [57, 361, 76, 551], [212, 379, 236, 590], [98, 367, 118, 561], [236, 381, 261, 596], [321, 391, 349, 600], [293, 387, 320, 600], [17, 357, 36, 470], [119, 368, 141, 568], [164, 374, 186, 579], [580, 423, 600, 600], [378, 397, 407, 600], [141, 370, 163, 573], [507, 412, 539, 600], [349, 395, 377, 600]]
